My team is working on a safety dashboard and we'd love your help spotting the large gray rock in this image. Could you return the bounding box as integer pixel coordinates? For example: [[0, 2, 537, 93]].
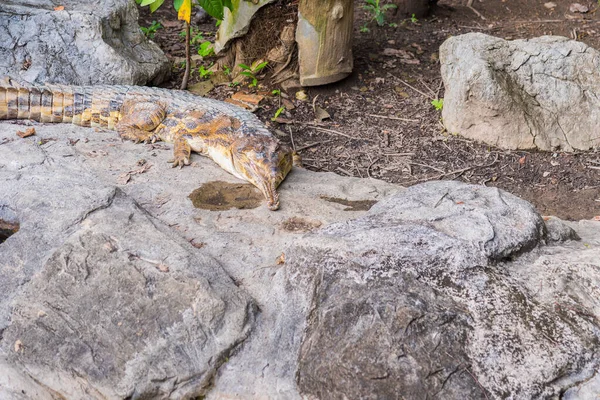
[[287, 182, 600, 399], [440, 33, 600, 151], [0, 0, 169, 85], [1, 119, 600, 399], [0, 120, 399, 399]]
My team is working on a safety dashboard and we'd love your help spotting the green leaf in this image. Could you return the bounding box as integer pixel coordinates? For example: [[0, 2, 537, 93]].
[[272, 106, 285, 120], [238, 63, 251, 71], [240, 71, 254, 78], [197, 41, 214, 57], [149, 0, 165, 12], [139, 0, 156, 5], [431, 98, 444, 111], [253, 61, 268, 72], [222, 0, 233, 10], [173, 0, 184, 11], [198, 0, 225, 20]]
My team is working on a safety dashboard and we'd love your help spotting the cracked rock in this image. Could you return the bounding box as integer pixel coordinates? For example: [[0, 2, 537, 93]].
[[440, 33, 600, 151], [288, 181, 600, 399], [0, 0, 169, 85]]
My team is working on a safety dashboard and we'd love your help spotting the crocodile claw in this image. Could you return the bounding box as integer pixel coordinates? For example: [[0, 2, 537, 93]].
[[168, 157, 191, 169]]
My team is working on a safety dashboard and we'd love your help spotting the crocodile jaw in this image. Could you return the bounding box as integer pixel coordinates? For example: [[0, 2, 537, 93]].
[[231, 138, 294, 211]]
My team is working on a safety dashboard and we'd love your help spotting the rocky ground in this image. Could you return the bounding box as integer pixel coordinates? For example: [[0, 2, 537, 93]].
[[138, 0, 600, 221], [2, 120, 600, 398]]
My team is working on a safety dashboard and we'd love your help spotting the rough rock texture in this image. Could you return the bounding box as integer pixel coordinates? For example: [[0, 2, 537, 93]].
[[0, 120, 399, 399], [440, 33, 600, 151], [1, 120, 600, 399], [0, 0, 169, 85], [287, 182, 600, 399]]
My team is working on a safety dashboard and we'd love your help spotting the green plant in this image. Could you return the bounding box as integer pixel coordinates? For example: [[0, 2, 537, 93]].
[[388, 22, 398, 28], [431, 98, 444, 111], [271, 106, 285, 121], [140, 20, 162, 39], [410, 13, 418, 24], [198, 64, 213, 79], [135, 0, 233, 88], [223, 65, 231, 75], [197, 41, 215, 57], [363, 0, 397, 27], [238, 61, 269, 87], [190, 29, 204, 45], [360, 24, 370, 33], [271, 89, 281, 96]]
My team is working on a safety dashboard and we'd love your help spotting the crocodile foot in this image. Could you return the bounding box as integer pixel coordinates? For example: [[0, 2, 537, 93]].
[[168, 156, 191, 169], [119, 130, 155, 144]]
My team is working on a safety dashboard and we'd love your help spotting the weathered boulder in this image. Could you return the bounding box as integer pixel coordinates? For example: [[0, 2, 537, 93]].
[[1, 119, 600, 399], [0, 0, 169, 85], [287, 182, 600, 399], [440, 33, 600, 151]]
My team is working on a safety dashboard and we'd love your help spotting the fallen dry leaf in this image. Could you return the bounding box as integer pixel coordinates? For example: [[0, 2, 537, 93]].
[[231, 91, 264, 106], [14, 339, 23, 353], [16, 127, 36, 138], [53, 5, 65, 11], [314, 106, 331, 122], [593, 216, 600, 221], [276, 253, 286, 265]]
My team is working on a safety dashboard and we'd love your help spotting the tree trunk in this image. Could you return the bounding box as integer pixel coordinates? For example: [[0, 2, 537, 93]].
[[215, 0, 354, 87], [296, 0, 354, 86]]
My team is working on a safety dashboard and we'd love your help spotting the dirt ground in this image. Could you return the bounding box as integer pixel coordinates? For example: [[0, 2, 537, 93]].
[[139, 0, 600, 221]]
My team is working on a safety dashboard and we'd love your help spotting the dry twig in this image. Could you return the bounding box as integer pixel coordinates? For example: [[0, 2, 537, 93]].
[[367, 113, 419, 122]]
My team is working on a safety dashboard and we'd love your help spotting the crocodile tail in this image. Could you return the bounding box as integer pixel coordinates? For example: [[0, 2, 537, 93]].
[[0, 77, 122, 129]]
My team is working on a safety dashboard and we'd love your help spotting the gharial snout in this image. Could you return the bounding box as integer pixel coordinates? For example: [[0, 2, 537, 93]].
[[261, 179, 281, 211]]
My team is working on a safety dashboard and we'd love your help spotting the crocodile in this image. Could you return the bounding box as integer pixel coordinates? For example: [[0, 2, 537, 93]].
[[0, 77, 300, 210]]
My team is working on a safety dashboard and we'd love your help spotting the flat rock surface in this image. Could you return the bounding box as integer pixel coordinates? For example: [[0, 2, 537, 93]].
[[0, 0, 169, 85], [0, 120, 399, 399], [441, 33, 600, 151]]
